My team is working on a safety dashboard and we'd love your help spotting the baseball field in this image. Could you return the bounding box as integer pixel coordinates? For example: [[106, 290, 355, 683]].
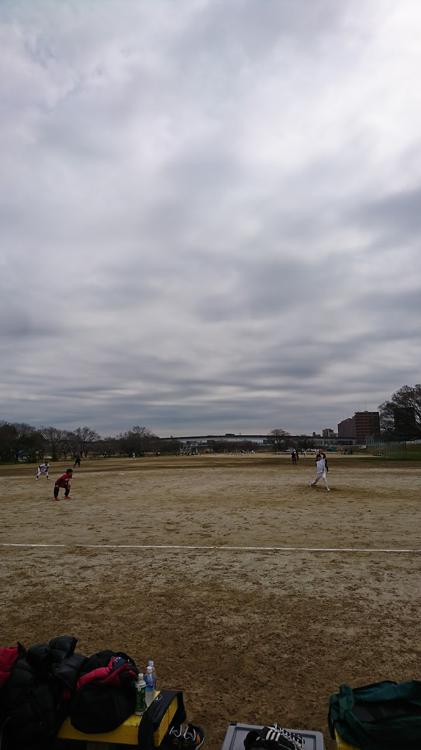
[[1, 453, 420, 749]]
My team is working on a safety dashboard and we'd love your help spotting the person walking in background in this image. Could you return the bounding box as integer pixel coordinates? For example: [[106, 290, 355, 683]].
[[310, 452, 330, 491], [53, 468, 73, 500], [73, 454, 81, 468], [35, 462, 49, 480], [291, 449, 297, 465]]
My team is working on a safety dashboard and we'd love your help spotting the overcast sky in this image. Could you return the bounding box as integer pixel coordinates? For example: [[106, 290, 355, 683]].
[[1, 0, 421, 437]]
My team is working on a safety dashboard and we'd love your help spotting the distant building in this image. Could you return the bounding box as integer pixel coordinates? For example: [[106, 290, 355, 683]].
[[338, 417, 356, 439], [322, 428, 336, 438], [338, 412, 380, 441], [354, 412, 380, 441]]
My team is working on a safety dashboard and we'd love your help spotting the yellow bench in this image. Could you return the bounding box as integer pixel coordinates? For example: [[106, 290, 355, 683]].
[[58, 691, 178, 749]]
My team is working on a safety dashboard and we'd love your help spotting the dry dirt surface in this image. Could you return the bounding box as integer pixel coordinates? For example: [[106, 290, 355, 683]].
[[1, 453, 421, 749]]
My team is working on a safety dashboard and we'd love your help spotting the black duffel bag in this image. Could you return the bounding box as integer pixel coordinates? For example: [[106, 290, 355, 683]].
[[70, 650, 138, 734]]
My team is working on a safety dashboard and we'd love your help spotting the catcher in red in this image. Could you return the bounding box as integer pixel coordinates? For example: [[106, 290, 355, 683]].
[[53, 468, 73, 500]]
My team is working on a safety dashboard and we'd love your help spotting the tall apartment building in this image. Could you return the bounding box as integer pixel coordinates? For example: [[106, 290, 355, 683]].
[[337, 417, 356, 439], [338, 412, 380, 441], [354, 411, 380, 441]]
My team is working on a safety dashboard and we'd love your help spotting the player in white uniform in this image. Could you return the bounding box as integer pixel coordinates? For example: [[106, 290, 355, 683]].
[[310, 453, 330, 491], [35, 462, 50, 480]]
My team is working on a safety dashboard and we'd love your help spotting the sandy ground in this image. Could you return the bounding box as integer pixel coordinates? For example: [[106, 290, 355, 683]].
[[1, 453, 421, 749]]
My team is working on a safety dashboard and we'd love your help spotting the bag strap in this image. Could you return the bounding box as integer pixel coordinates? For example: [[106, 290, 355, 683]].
[[328, 683, 387, 740], [329, 681, 421, 750], [337, 684, 354, 719]]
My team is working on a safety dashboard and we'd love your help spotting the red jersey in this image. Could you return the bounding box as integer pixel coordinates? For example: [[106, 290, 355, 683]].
[[55, 472, 72, 487]]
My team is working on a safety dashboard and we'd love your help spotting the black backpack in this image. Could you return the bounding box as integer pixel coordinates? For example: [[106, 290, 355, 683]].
[[329, 680, 421, 750], [70, 650, 138, 733]]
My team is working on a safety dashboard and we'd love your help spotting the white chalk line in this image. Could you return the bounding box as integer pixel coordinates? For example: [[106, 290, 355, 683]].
[[0, 542, 420, 554]]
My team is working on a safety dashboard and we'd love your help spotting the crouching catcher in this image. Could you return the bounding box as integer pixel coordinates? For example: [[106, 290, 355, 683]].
[[54, 468, 73, 500]]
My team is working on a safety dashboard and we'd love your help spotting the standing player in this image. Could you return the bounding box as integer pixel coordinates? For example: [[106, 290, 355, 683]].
[[310, 452, 330, 491], [53, 468, 73, 501], [35, 462, 49, 480]]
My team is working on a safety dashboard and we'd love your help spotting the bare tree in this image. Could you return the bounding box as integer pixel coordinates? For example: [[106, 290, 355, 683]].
[[72, 426, 100, 457], [118, 425, 158, 456], [13, 423, 45, 461], [268, 428, 290, 452], [39, 426, 68, 461]]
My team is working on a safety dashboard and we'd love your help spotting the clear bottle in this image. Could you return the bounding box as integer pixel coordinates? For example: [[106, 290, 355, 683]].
[[146, 659, 157, 690], [144, 664, 156, 706], [134, 672, 147, 716]]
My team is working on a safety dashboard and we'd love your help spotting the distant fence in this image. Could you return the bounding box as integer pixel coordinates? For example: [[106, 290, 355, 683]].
[[367, 441, 407, 459]]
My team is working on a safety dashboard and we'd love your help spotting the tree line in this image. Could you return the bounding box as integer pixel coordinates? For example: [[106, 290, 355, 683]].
[[0, 424, 173, 463], [0, 422, 293, 462]]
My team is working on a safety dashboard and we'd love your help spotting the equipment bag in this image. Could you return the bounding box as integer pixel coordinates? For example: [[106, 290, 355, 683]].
[[328, 680, 421, 750], [70, 650, 138, 733]]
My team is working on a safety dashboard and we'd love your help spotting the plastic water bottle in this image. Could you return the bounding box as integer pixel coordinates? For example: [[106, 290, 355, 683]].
[[144, 664, 156, 706], [134, 673, 146, 715], [146, 659, 157, 689]]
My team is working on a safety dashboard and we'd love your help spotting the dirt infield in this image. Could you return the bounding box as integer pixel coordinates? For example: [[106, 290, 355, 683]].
[[1, 454, 421, 749]]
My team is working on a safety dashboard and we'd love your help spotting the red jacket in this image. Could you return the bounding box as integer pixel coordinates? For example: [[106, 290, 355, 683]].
[[55, 472, 72, 488], [0, 645, 21, 687], [77, 655, 137, 689]]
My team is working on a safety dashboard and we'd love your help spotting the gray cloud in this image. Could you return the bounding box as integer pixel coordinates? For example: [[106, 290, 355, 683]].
[[1, 0, 421, 435], [358, 187, 421, 238]]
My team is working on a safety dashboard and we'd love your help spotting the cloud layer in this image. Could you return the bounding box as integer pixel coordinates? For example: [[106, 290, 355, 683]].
[[1, 0, 421, 435]]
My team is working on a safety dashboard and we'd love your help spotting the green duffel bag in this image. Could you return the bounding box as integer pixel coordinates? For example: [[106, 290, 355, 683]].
[[328, 680, 421, 750]]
